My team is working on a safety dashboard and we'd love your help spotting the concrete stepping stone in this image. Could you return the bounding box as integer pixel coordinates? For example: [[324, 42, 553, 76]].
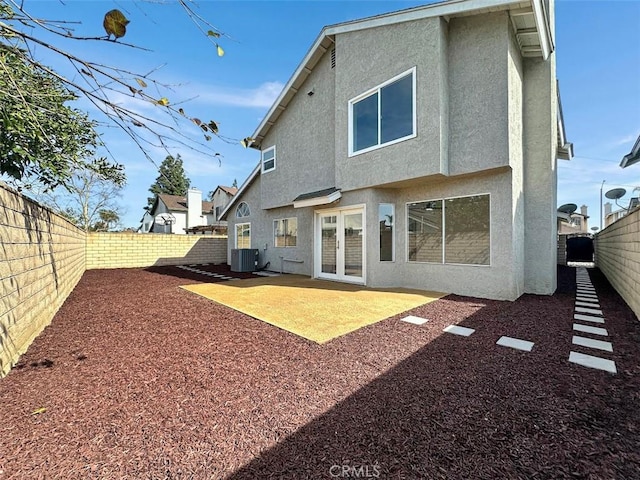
[[496, 336, 534, 352], [401, 315, 430, 325], [574, 313, 605, 324], [575, 306, 603, 315], [573, 323, 608, 336], [569, 352, 617, 373], [576, 296, 598, 303], [576, 301, 600, 308], [577, 288, 596, 293], [572, 335, 613, 352], [576, 294, 598, 300], [444, 325, 475, 336]]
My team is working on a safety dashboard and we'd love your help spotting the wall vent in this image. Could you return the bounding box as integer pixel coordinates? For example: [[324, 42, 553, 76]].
[[331, 48, 336, 69]]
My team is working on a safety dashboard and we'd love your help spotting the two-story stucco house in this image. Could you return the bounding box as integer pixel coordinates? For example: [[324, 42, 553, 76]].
[[222, 0, 573, 301]]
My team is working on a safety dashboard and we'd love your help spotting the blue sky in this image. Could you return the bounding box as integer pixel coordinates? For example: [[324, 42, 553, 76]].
[[18, 0, 640, 229]]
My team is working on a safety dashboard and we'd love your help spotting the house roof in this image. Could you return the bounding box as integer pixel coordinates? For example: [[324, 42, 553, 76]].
[[250, 0, 553, 149], [152, 194, 214, 215], [216, 185, 238, 196], [620, 134, 640, 168]]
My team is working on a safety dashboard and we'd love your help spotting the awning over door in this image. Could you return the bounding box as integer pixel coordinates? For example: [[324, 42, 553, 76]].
[[293, 187, 341, 208]]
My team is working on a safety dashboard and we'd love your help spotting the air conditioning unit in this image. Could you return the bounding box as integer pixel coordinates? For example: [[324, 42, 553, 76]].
[[231, 248, 259, 272]]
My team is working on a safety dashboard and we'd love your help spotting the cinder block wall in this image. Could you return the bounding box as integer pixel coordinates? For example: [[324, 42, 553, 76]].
[[0, 183, 86, 377], [86, 233, 227, 269], [595, 208, 640, 319]]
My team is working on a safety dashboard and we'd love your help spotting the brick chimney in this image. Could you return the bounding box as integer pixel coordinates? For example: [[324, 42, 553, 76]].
[[187, 188, 202, 229]]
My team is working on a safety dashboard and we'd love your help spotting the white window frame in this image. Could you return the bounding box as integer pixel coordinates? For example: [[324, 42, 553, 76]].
[[405, 193, 491, 266], [235, 222, 251, 249], [273, 217, 298, 248], [236, 202, 250, 218], [261, 145, 276, 173], [348, 67, 417, 157]]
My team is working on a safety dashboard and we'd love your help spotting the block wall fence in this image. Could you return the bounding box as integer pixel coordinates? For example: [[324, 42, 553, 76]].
[[1, 182, 228, 377], [0, 183, 85, 377], [594, 207, 640, 319]]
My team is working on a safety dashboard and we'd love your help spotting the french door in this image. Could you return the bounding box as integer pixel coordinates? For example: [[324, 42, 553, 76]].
[[316, 206, 365, 283]]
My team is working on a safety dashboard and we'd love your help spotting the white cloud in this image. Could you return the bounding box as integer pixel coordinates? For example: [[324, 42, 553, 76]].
[[198, 81, 284, 109]]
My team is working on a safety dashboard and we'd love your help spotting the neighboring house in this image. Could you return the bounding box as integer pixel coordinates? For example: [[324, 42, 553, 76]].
[[620, 134, 640, 168], [211, 185, 238, 224], [141, 189, 215, 234], [558, 205, 589, 235], [604, 199, 640, 228], [221, 0, 572, 301]]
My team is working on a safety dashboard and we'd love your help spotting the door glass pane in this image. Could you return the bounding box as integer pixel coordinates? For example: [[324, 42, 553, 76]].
[[321, 215, 337, 274], [344, 212, 363, 278]]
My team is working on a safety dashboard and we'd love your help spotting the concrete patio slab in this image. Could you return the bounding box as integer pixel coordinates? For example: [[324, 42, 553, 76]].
[[572, 336, 613, 352], [574, 313, 605, 324], [569, 352, 617, 374], [573, 324, 608, 336], [496, 336, 534, 352], [444, 325, 475, 337]]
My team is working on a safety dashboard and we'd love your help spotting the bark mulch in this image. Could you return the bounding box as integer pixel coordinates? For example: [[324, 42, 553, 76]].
[[0, 264, 639, 479]]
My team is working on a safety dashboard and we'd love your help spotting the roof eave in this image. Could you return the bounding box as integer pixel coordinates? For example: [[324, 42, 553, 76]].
[[620, 135, 640, 168]]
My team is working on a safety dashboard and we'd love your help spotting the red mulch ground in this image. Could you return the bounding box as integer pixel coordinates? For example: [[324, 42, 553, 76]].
[[1, 265, 639, 479]]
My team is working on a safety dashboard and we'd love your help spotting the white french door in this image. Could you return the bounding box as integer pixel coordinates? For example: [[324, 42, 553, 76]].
[[316, 206, 365, 283]]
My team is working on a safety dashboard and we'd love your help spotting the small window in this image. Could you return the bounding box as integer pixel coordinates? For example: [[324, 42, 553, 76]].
[[236, 202, 250, 218], [349, 67, 416, 156], [235, 223, 251, 248], [274, 218, 298, 247], [379, 204, 394, 261], [262, 146, 276, 173]]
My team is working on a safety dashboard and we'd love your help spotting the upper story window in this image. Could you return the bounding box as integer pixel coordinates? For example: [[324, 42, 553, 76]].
[[349, 67, 416, 156], [236, 202, 250, 218], [262, 146, 276, 173]]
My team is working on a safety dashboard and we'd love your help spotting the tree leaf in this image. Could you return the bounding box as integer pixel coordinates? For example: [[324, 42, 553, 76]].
[[103, 9, 130, 39], [80, 68, 94, 77], [204, 135, 212, 141], [156, 97, 170, 106], [207, 121, 218, 134], [217, 45, 224, 57], [200, 124, 209, 132], [207, 30, 220, 38], [135, 78, 147, 88], [128, 85, 137, 95], [32, 407, 47, 415], [178, 108, 185, 116], [240, 137, 254, 148], [132, 121, 144, 127], [191, 118, 202, 126]]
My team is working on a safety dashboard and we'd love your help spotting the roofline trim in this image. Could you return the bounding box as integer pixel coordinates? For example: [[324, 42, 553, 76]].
[[219, 163, 261, 220]]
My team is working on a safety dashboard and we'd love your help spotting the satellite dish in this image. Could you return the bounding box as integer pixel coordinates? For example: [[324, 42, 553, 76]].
[[557, 203, 578, 214], [155, 213, 176, 225], [605, 188, 626, 200], [591, 226, 599, 232]]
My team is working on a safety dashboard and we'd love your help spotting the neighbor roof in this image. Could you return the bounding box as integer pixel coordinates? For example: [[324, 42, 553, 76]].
[[216, 185, 238, 196], [620, 134, 640, 168], [153, 194, 214, 214], [250, 0, 553, 149]]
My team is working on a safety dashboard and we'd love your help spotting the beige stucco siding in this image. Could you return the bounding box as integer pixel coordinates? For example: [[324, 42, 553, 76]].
[[447, 12, 511, 176], [259, 50, 336, 210], [335, 17, 447, 189]]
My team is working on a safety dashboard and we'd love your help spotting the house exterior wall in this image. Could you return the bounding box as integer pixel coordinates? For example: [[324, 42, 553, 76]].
[[594, 207, 640, 318], [0, 183, 85, 377], [259, 50, 336, 210], [212, 190, 233, 224]]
